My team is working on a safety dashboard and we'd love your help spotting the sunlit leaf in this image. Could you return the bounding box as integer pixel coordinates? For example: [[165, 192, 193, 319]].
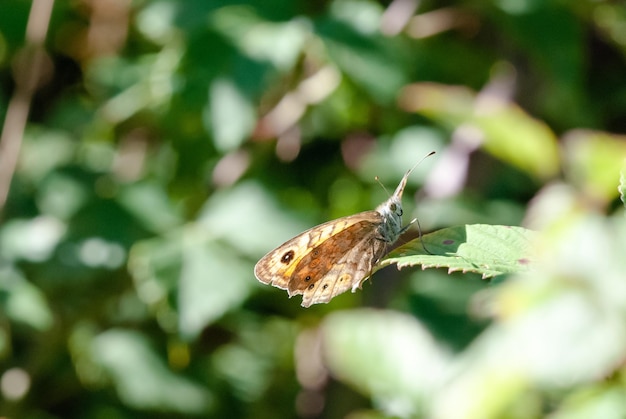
[[211, 7, 308, 70], [378, 225, 536, 279], [0, 216, 65, 262], [206, 77, 256, 152], [197, 181, 313, 258], [562, 130, 626, 205], [18, 129, 76, 182], [551, 383, 626, 419], [0, 265, 53, 331], [432, 213, 626, 419], [129, 227, 255, 338], [118, 181, 183, 233], [178, 240, 254, 339], [92, 329, 212, 413], [322, 309, 448, 418]]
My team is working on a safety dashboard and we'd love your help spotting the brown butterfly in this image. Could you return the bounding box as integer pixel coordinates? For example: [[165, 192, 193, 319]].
[[254, 152, 434, 307]]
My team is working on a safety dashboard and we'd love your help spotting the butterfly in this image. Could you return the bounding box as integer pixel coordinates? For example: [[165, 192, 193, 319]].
[[254, 152, 434, 307]]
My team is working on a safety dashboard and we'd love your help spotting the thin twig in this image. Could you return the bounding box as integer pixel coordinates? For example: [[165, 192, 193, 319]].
[[0, 0, 54, 216]]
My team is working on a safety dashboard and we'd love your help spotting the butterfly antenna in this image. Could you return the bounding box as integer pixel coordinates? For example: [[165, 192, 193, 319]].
[[410, 151, 436, 254], [375, 151, 436, 196], [374, 176, 391, 197], [407, 151, 436, 175]]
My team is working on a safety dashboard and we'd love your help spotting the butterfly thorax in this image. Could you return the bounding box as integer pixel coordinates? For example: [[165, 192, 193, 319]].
[[375, 197, 404, 243]]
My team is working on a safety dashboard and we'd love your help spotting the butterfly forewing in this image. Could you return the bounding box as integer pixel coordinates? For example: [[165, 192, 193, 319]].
[[300, 227, 387, 307]]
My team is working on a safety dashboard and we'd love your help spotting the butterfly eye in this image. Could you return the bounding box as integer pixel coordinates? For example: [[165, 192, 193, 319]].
[[390, 203, 397, 212]]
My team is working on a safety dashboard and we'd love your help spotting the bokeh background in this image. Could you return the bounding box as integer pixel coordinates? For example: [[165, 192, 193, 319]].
[[1, 0, 626, 418]]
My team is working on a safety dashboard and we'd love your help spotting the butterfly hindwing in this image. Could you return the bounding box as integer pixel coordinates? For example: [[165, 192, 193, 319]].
[[300, 227, 388, 307], [288, 218, 380, 293]]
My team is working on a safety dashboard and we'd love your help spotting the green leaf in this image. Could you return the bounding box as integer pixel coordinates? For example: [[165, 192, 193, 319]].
[[197, 181, 312, 258], [491, 5, 589, 128], [205, 77, 256, 153], [322, 309, 448, 417], [178, 240, 254, 340], [129, 227, 256, 340], [551, 385, 626, 419], [92, 329, 212, 413], [562, 130, 626, 205], [378, 225, 536, 279], [316, 18, 409, 103], [0, 264, 53, 331], [0, 216, 66, 262], [118, 181, 183, 233], [19, 128, 76, 183], [429, 214, 626, 419]]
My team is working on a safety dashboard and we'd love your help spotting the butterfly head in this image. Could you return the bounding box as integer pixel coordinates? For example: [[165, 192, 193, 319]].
[[375, 169, 411, 243], [376, 152, 434, 240]]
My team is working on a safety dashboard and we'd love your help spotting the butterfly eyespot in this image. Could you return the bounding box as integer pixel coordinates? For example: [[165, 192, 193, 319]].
[[308, 284, 314, 290], [281, 250, 295, 264], [305, 275, 311, 282], [312, 249, 319, 257], [398, 208, 403, 216], [322, 284, 328, 290]]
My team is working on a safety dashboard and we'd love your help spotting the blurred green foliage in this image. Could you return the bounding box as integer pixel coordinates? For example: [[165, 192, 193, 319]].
[[1, 0, 626, 418]]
